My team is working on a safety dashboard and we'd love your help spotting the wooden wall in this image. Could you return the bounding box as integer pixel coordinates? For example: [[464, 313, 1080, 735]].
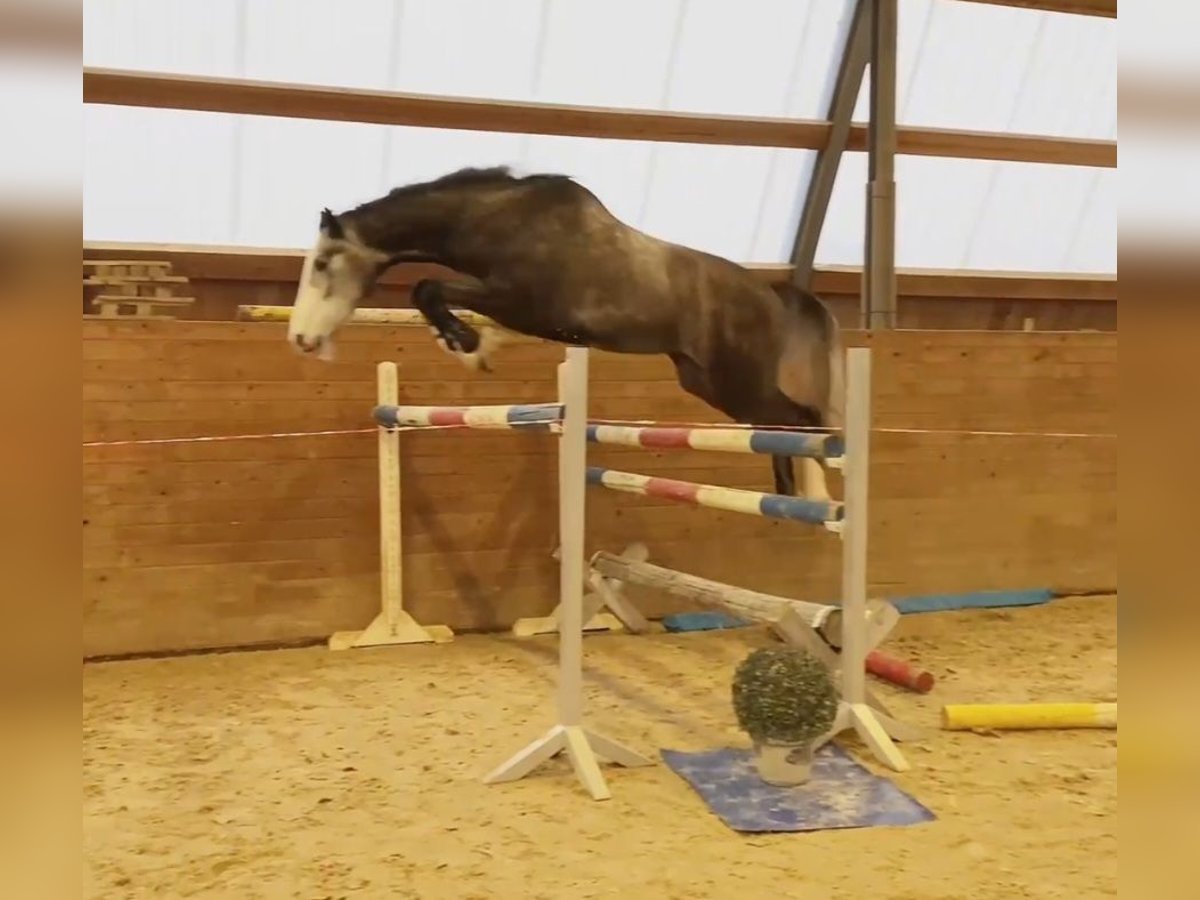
[[83, 318, 1116, 658], [82, 243, 1117, 332]]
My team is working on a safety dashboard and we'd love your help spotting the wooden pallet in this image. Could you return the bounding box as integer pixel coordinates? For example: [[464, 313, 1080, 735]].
[[82, 259, 173, 278], [82, 259, 195, 319], [87, 294, 197, 318], [83, 275, 190, 299]]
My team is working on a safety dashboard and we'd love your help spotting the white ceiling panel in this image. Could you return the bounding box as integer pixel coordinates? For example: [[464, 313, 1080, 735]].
[[83, 106, 237, 245], [241, 0, 398, 89], [818, 153, 1116, 273], [83, 0, 243, 77], [82, 0, 1115, 274]]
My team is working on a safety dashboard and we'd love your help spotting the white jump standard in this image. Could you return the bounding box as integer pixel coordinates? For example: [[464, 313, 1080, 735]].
[[584, 348, 915, 773], [483, 347, 655, 799], [341, 342, 913, 792], [825, 348, 911, 770], [328, 361, 454, 650], [358, 348, 654, 798]]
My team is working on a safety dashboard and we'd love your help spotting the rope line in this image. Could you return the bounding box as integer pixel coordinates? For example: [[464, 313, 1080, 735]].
[[82, 418, 1115, 449], [85, 425, 430, 448]]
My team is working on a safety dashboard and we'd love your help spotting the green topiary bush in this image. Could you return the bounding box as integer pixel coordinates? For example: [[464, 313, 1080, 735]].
[[731, 646, 839, 745]]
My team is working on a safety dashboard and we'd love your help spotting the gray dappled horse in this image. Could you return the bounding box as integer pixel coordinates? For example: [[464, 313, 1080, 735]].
[[287, 166, 844, 497]]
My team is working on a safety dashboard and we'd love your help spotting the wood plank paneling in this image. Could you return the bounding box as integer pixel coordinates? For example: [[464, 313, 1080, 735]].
[[81, 242, 1117, 331], [83, 319, 1116, 657]]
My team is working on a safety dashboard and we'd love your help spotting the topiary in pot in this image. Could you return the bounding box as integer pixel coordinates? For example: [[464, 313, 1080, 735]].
[[731, 646, 839, 786]]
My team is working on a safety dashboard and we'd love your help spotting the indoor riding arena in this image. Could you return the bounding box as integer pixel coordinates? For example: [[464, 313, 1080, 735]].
[[83, 2, 1116, 898]]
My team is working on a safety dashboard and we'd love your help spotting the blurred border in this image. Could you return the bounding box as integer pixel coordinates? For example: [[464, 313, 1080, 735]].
[[0, 0, 81, 897], [1120, 2, 1200, 898]]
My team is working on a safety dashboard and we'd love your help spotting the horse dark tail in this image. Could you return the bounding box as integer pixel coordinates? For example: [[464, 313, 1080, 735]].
[[773, 282, 845, 429], [768, 283, 845, 496], [822, 298, 846, 431]]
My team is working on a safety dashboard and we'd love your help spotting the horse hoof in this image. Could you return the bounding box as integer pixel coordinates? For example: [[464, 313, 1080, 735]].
[[458, 350, 490, 373]]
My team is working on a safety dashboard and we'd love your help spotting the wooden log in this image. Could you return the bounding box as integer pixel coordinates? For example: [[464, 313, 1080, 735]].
[[589, 551, 832, 629]]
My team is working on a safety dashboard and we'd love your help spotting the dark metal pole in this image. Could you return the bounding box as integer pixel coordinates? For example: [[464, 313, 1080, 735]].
[[864, 0, 898, 329], [789, 0, 872, 291]]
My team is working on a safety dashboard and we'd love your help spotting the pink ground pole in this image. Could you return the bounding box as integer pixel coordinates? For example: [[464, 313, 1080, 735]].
[[866, 650, 936, 693]]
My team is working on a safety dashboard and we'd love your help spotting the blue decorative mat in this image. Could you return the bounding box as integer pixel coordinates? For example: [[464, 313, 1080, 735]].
[[660, 744, 936, 833], [662, 611, 750, 632], [890, 587, 1053, 614]]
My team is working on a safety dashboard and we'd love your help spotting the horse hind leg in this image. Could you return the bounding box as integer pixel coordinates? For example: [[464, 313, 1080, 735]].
[[784, 403, 833, 501], [771, 454, 796, 496], [773, 293, 842, 501], [762, 400, 829, 500], [669, 353, 803, 496], [668, 353, 822, 498], [801, 455, 831, 501]]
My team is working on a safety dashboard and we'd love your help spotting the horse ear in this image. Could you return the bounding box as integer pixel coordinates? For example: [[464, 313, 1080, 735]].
[[319, 207, 344, 240]]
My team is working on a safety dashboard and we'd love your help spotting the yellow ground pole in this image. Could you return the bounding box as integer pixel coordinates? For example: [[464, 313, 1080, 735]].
[[942, 702, 1117, 730]]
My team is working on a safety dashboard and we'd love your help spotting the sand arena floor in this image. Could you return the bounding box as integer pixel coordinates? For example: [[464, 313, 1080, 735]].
[[83, 595, 1116, 899]]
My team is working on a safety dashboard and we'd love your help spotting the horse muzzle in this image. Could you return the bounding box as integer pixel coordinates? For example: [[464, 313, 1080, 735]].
[[293, 333, 324, 354]]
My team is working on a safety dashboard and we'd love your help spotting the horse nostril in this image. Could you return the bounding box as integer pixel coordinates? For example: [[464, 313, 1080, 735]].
[[294, 334, 322, 353]]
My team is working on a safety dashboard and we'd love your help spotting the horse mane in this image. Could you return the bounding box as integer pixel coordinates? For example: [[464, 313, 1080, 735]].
[[385, 166, 573, 201]]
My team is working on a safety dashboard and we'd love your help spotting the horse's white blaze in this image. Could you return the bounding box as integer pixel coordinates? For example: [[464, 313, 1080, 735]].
[[286, 239, 362, 360]]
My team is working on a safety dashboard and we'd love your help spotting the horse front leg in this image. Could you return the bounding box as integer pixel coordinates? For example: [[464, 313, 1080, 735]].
[[411, 278, 506, 373], [770, 455, 797, 496]]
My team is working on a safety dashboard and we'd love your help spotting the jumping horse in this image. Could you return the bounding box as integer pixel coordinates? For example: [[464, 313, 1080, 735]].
[[287, 166, 845, 497]]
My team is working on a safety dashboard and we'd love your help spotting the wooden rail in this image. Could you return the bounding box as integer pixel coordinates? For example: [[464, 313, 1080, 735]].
[[81, 242, 1115, 302], [83, 67, 1116, 169], [78, 241, 791, 286], [953, 0, 1117, 17], [811, 265, 1116, 302]]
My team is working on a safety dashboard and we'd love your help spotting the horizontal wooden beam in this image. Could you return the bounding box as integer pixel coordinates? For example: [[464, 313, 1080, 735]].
[[82, 241, 1115, 301], [852, 124, 1113, 168], [79, 241, 793, 286], [952, 0, 1116, 17], [811, 265, 1115, 302], [83, 67, 1115, 169]]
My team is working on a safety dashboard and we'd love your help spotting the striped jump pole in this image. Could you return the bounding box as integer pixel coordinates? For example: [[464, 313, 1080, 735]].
[[373, 403, 562, 430], [585, 466, 844, 530], [586, 423, 843, 463]]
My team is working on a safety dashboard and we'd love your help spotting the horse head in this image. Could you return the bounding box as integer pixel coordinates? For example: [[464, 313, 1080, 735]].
[[287, 207, 391, 361]]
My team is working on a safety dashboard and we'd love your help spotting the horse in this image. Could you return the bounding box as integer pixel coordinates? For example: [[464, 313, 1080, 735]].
[[286, 166, 845, 498]]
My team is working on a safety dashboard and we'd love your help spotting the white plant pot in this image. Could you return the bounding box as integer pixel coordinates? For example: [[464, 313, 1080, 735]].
[[753, 740, 816, 786]]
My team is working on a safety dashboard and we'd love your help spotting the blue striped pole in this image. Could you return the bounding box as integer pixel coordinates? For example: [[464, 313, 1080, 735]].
[[585, 423, 843, 461], [373, 403, 563, 429], [586, 466, 843, 527]]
